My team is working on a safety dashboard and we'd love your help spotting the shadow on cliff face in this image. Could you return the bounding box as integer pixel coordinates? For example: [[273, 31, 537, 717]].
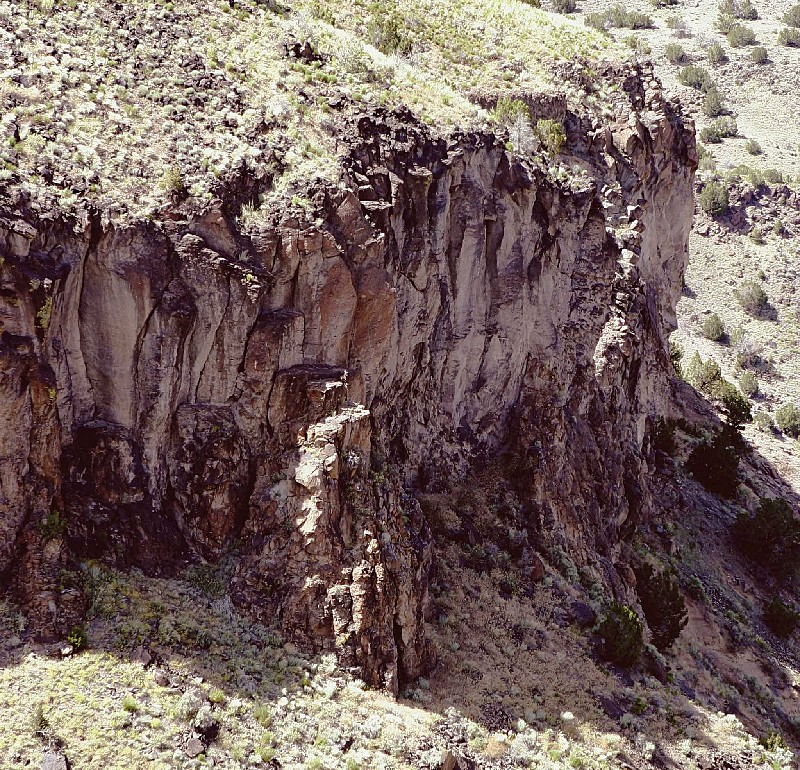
[[3, 388, 800, 770]]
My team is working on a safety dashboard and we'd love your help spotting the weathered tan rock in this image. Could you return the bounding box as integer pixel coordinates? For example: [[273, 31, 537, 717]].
[[0, 65, 695, 691]]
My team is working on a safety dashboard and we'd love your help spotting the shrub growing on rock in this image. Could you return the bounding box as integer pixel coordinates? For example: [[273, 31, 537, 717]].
[[753, 410, 774, 432], [599, 603, 644, 667], [635, 564, 688, 651], [763, 596, 799, 638], [683, 351, 722, 393], [750, 46, 768, 63], [719, 381, 752, 431], [686, 430, 739, 497], [535, 119, 566, 156], [733, 496, 800, 565]]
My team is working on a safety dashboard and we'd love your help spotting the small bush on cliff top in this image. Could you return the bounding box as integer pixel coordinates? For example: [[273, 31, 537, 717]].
[[599, 603, 643, 667]]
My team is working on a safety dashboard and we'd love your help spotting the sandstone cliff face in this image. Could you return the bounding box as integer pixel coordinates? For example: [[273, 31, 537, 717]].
[[0, 65, 695, 692]]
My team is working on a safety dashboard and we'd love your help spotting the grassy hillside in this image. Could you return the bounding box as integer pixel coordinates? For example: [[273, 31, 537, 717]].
[[0, 0, 619, 220]]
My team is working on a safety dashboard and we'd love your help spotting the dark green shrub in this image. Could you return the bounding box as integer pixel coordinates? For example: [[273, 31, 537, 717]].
[[783, 4, 800, 26], [733, 496, 800, 565], [764, 596, 799, 638], [665, 42, 687, 63], [707, 42, 727, 63], [750, 46, 768, 63], [719, 381, 752, 431], [734, 280, 769, 317], [39, 509, 67, 540], [778, 26, 800, 46], [635, 564, 688, 651], [775, 403, 800, 437], [599, 602, 644, 667], [552, 0, 577, 12], [698, 180, 729, 215], [652, 418, 677, 456], [669, 340, 684, 377], [703, 88, 725, 117], [685, 431, 739, 497], [727, 23, 756, 46], [701, 312, 726, 341]]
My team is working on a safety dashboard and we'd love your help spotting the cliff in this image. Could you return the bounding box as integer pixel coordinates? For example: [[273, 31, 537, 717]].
[[0, 63, 695, 692]]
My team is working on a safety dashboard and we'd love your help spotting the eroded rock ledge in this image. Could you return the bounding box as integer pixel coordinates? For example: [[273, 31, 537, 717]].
[[0, 65, 695, 692]]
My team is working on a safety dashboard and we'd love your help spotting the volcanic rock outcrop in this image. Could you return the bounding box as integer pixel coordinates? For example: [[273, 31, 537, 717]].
[[0, 65, 695, 692]]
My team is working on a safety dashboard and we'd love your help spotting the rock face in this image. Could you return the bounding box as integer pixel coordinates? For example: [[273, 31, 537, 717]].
[[0, 66, 695, 691]]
